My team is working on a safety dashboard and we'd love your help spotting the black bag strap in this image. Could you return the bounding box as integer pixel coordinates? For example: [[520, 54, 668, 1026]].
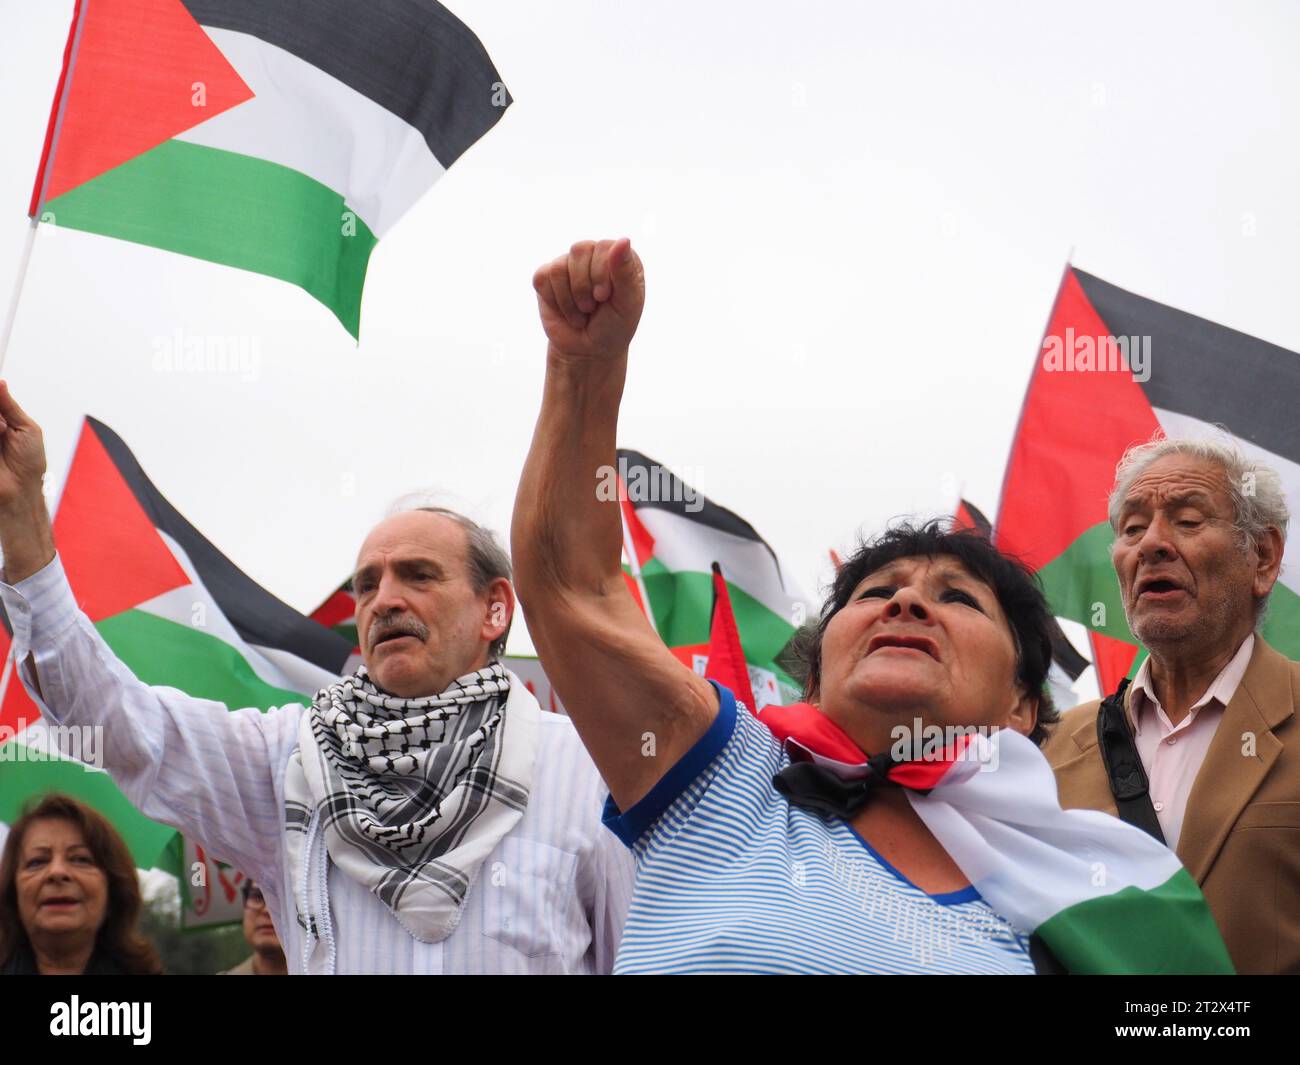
[[1095, 677, 1166, 845]]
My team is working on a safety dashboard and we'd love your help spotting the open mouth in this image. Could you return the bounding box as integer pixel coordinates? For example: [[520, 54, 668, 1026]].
[[41, 896, 80, 908], [1137, 576, 1187, 599], [867, 634, 941, 661], [374, 631, 420, 648]]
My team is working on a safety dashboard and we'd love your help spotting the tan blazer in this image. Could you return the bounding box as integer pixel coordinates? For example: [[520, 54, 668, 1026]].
[[1044, 637, 1300, 974]]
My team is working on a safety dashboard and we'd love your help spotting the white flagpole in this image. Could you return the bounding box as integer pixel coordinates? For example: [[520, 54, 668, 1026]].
[[0, 218, 39, 376]]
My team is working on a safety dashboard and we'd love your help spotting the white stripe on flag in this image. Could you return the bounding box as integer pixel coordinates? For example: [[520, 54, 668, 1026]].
[[635, 507, 810, 621], [909, 729, 1182, 933], [133, 532, 335, 698], [179, 28, 446, 235]]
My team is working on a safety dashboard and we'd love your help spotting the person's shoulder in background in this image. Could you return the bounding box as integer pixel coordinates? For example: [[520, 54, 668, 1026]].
[[1043, 697, 1102, 767], [218, 956, 256, 976]]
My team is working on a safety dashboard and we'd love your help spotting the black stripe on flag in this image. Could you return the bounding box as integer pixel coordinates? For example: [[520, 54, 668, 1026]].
[[617, 448, 766, 542], [616, 448, 788, 590], [1074, 269, 1300, 464], [182, 0, 511, 168], [88, 418, 354, 674]]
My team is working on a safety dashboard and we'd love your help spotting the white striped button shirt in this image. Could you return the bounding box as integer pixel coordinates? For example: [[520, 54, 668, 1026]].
[[2, 556, 633, 974]]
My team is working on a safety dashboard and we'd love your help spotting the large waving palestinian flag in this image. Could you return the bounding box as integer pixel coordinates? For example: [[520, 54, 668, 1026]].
[[996, 267, 1300, 694], [0, 416, 353, 880], [616, 449, 812, 708], [30, 0, 510, 337]]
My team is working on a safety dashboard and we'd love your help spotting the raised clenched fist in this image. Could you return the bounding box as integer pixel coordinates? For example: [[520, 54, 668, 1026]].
[[0, 381, 47, 510], [532, 238, 645, 361], [0, 380, 55, 583]]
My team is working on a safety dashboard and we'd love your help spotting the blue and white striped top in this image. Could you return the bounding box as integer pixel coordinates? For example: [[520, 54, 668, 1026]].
[[604, 686, 1035, 974]]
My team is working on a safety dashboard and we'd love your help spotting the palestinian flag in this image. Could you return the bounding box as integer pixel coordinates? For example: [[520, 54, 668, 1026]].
[[703, 563, 758, 712], [616, 449, 812, 708], [0, 416, 354, 880], [918, 729, 1234, 973], [996, 267, 1300, 694], [29, 0, 510, 337], [311, 579, 359, 662], [954, 497, 1089, 710], [756, 700, 1233, 972]]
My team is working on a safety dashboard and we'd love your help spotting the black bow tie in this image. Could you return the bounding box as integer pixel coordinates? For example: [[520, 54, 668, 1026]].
[[773, 751, 906, 819]]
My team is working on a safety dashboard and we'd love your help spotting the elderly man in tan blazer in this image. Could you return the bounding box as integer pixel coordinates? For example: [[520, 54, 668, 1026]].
[[1045, 438, 1300, 974]]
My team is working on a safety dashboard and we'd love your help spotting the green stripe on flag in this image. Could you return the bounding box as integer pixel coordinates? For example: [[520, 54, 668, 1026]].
[[1036, 522, 1134, 644], [1037, 868, 1235, 973], [0, 746, 179, 873], [99, 609, 308, 710], [1261, 581, 1300, 659], [640, 562, 799, 683], [44, 139, 378, 337]]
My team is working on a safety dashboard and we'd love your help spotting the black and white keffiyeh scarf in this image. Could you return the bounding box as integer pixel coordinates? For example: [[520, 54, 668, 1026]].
[[284, 662, 539, 944]]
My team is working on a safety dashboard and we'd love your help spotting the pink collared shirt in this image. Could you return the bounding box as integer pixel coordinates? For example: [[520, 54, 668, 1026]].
[[1127, 634, 1254, 851]]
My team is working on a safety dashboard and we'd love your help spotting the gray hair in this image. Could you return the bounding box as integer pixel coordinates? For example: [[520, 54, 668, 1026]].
[[401, 505, 514, 660], [1108, 435, 1289, 621]]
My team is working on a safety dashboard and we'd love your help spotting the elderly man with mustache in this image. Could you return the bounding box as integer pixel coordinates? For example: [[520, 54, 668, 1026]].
[[0, 385, 632, 974], [1046, 439, 1300, 973]]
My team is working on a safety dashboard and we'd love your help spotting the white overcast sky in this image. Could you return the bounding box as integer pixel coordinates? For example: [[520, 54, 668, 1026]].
[[2, 0, 1298, 700]]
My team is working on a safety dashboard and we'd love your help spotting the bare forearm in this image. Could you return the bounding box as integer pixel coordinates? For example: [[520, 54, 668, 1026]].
[[513, 238, 719, 808], [513, 346, 629, 601], [0, 489, 55, 584]]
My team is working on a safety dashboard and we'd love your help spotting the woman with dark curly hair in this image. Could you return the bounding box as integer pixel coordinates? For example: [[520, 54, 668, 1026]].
[[512, 237, 1235, 974], [0, 793, 162, 975]]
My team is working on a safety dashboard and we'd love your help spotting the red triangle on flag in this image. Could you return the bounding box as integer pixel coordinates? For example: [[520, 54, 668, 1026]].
[[53, 420, 190, 623], [0, 616, 43, 743], [995, 268, 1160, 571], [617, 483, 655, 567], [310, 588, 356, 630], [705, 563, 758, 712], [1089, 630, 1139, 699], [0, 656, 42, 744], [35, 0, 254, 207]]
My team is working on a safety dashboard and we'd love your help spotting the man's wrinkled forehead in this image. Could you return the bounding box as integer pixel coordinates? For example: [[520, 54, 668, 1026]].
[[1120, 457, 1232, 516], [353, 512, 470, 581]]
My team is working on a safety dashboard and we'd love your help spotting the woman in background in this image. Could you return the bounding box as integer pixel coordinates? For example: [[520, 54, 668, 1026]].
[[0, 792, 162, 975]]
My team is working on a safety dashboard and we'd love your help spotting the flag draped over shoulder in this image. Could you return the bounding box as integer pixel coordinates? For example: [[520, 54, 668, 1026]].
[[29, 0, 511, 337], [995, 268, 1300, 693], [0, 417, 354, 878], [753, 701, 1233, 973], [615, 449, 812, 708], [913, 730, 1233, 974]]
